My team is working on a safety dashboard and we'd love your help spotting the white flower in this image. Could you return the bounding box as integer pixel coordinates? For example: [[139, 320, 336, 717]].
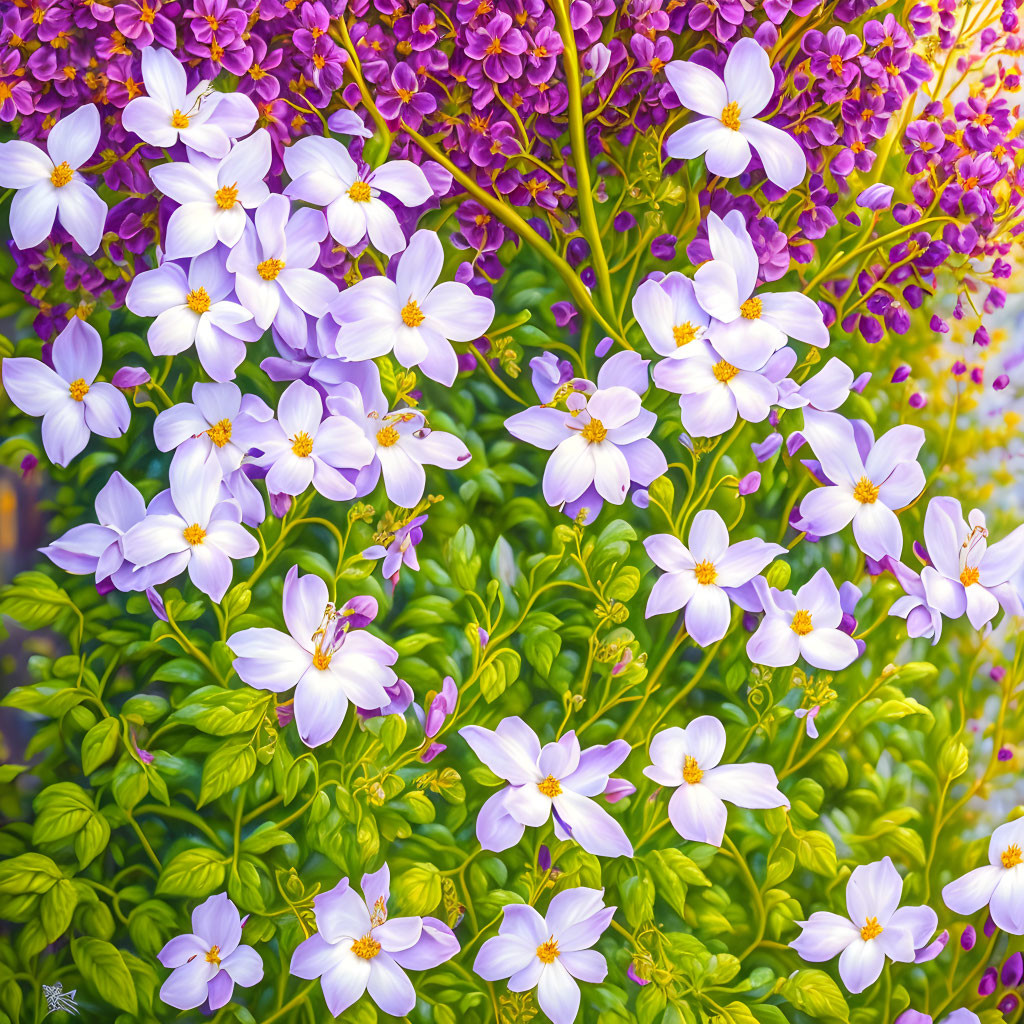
[[0, 103, 107, 253], [942, 818, 1024, 934], [664, 37, 806, 190]]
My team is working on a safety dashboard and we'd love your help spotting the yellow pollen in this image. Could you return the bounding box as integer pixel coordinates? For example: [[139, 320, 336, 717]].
[[171, 109, 190, 128], [740, 296, 762, 320], [694, 560, 717, 585], [401, 300, 425, 327], [1002, 843, 1023, 868], [791, 610, 813, 635], [721, 101, 741, 131], [257, 258, 285, 281], [713, 360, 740, 384], [376, 426, 400, 447], [960, 566, 980, 586], [214, 184, 238, 209], [205, 945, 221, 965], [183, 523, 206, 546], [291, 431, 314, 457], [682, 754, 703, 784], [348, 180, 372, 202], [853, 476, 880, 504], [68, 378, 89, 401], [397, 88, 415, 102], [536, 938, 559, 964], [828, 54, 844, 75], [484, 38, 503, 56], [186, 287, 212, 314], [860, 917, 883, 941], [581, 418, 607, 443], [207, 419, 232, 448], [673, 322, 698, 346], [50, 161, 73, 188], [537, 775, 562, 798], [312, 649, 332, 670], [351, 934, 382, 959]]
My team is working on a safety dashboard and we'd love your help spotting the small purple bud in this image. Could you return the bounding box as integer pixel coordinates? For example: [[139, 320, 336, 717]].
[[998, 995, 1019, 1015], [979, 966, 998, 996], [538, 844, 552, 872], [752, 432, 782, 462], [930, 315, 950, 333], [551, 301, 578, 330], [984, 913, 996, 938], [738, 471, 761, 496], [478, 627, 490, 648], [743, 611, 759, 632], [856, 183, 895, 210], [613, 211, 637, 231], [96, 577, 116, 597], [1002, 951, 1024, 987], [960, 924, 976, 950], [420, 741, 446, 763], [147, 587, 168, 622], [603, 778, 636, 803], [20, 454, 38, 478], [991, 665, 1006, 681], [909, 392, 927, 408], [137, 747, 155, 764], [276, 703, 295, 727], [112, 366, 150, 388], [270, 492, 292, 518], [891, 364, 912, 383], [971, 367, 984, 385], [997, 746, 1013, 761], [852, 372, 871, 393], [595, 335, 613, 357], [627, 964, 650, 987], [994, 374, 1009, 391], [952, 360, 967, 376], [974, 326, 991, 347]]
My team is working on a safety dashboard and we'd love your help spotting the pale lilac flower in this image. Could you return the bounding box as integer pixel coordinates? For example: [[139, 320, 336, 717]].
[[326, 375, 471, 507], [942, 818, 1024, 934], [226, 195, 338, 349], [792, 357, 858, 412], [228, 565, 398, 747], [886, 558, 944, 642], [857, 184, 895, 210], [41, 472, 147, 590], [0, 103, 106, 253], [290, 866, 457, 1016], [2, 319, 130, 466], [791, 857, 940, 993], [324, 230, 494, 386], [474, 888, 612, 1024], [644, 715, 788, 847], [693, 213, 828, 370], [631, 272, 710, 358], [283, 137, 433, 255], [125, 248, 259, 381], [919, 497, 1024, 630], [151, 131, 272, 258], [122, 47, 258, 157], [795, 705, 820, 738], [896, 1011, 979, 1024], [459, 719, 633, 858], [664, 38, 806, 189], [747, 568, 860, 670], [362, 514, 427, 586], [424, 676, 457, 738], [122, 440, 257, 601], [644, 510, 786, 646], [797, 409, 925, 559], [158, 893, 262, 1010], [247, 380, 374, 501]]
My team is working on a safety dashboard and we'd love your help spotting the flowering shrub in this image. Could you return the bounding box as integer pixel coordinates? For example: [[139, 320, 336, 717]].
[[1, 2, 1024, 1024]]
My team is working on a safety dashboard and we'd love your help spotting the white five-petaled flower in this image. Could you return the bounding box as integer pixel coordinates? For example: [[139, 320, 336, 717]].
[[151, 130, 272, 258], [664, 37, 806, 190], [798, 408, 925, 560], [942, 817, 1024, 934], [283, 136, 433, 255], [790, 857, 940, 994], [644, 715, 789, 847], [0, 103, 107, 253], [631, 271, 711, 359], [644, 509, 786, 647], [122, 47, 258, 157]]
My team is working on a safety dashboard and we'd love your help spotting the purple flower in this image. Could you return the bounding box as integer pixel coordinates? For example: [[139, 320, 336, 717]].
[[363, 515, 427, 586], [424, 675, 457, 737], [290, 866, 458, 1016], [795, 705, 821, 738], [942, 817, 1024, 934], [464, 10, 527, 84], [738, 471, 761, 495], [2, 319, 130, 466], [459, 719, 633, 858], [632, 272, 710, 357], [857, 183, 895, 210], [229, 565, 398, 747], [158, 893, 262, 1010], [886, 558, 944, 643]]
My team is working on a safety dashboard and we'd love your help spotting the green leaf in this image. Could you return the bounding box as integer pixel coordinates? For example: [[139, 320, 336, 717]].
[[479, 649, 521, 703], [781, 969, 850, 1024], [0, 852, 62, 895], [157, 848, 227, 897], [199, 740, 257, 807], [82, 717, 121, 773], [71, 936, 138, 1015], [795, 829, 838, 876], [40, 878, 78, 942]]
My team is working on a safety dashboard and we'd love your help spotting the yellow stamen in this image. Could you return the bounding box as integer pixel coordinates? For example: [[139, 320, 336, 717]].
[[852, 476, 880, 504], [740, 296, 762, 320], [291, 431, 314, 457], [205, 945, 221, 965], [401, 300, 425, 327], [171, 109, 190, 128], [257, 258, 285, 281], [351, 934, 382, 959], [50, 161, 73, 188], [721, 101, 741, 130], [376, 426, 400, 447], [790, 610, 813, 635], [214, 184, 238, 209], [207, 419, 232, 448], [860, 917, 883, 941], [312, 649, 332, 670], [536, 938, 559, 964], [1002, 843, 1022, 869], [694, 560, 717, 585], [68, 378, 89, 401], [682, 754, 703, 784], [348, 180, 372, 202], [713, 360, 740, 384], [673, 322, 698, 346], [183, 523, 206, 546], [537, 775, 562, 798], [581, 418, 607, 443], [186, 287, 211, 314], [959, 566, 979, 586]]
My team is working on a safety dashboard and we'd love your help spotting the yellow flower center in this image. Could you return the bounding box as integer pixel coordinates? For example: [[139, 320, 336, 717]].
[[485, 38, 503, 57], [860, 917, 883, 941], [673, 322, 698, 346], [291, 431, 314, 457], [312, 648, 332, 670], [50, 161, 73, 188], [257, 258, 285, 281], [376, 425, 400, 447], [740, 296, 762, 320], [682, 754, 703, 784], [829, 54, 844, 75], [207, 419, 233, 448], [1002, 843, 1023, 869], [959, 566, 979, 586], [183, 523, 206, 546], [536, 938, 559, 964], [581, 418, 607, 443], [351, 934, 382, 959], [853, 476, 880, 504], [721, 101, 741, 131], [401, 300, 425, 327], [694, 560, 717, 585], [537, 775, 562, 798], [68, 377, 90, 401], [712, 360, 740, 384], [791, 610, 813, 635], [205, 945, 221, 965], [214, 183, 239, 209], [186, 287, 212, 314], [348, 180, 372, 202], [171, 109, 190, 128]]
